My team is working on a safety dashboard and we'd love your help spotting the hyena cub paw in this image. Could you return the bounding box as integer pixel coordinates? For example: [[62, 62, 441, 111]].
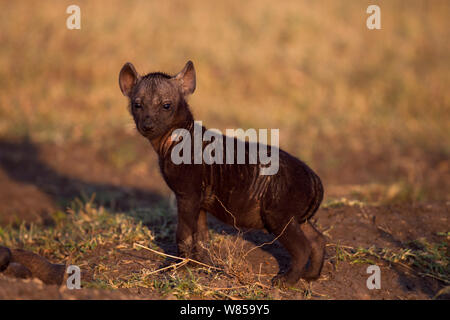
[[271, 269, 302, 288]]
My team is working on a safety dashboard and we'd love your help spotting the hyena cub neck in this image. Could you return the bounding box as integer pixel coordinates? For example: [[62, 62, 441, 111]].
[[119, 61, 196, 156]]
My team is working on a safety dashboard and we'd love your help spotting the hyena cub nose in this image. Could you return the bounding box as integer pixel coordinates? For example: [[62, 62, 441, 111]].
[[119, 60, 326, 287], [141, 117, 153, 133]]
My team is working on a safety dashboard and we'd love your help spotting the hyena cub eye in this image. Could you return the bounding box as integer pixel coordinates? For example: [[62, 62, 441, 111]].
[[133, 102, 142, 109], [162, 102, 171, 110]]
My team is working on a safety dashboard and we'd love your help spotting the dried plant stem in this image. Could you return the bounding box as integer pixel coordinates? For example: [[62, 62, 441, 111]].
[[146, 260, 189, 275], [243, 216, 294, 258], [213, 194, 295, 258], [133, 243, 222, 271], [213, 195, 241, 232]]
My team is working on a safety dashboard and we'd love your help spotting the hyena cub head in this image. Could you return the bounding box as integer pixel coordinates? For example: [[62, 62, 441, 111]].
[[119, 61, 196, 140]]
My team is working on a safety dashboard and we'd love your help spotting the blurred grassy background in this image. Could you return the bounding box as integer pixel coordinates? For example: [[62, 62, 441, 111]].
[[0, 0, 449, 201]]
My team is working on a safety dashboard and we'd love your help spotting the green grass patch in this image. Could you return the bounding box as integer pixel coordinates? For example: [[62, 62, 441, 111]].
[[331, 235, 449, 284], [0, 198, 154, 264]]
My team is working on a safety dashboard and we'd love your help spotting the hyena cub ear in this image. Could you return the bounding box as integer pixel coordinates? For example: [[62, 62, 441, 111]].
[[119, 62, 140, 97], [174, 60, 196, 96]]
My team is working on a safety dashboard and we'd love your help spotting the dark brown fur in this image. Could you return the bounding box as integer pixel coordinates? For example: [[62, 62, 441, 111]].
[[0, 246, 65, 285], [119, 61, 326, 285]]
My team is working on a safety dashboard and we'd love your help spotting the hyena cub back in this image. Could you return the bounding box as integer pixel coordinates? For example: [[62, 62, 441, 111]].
[[119, 60, 326, 286]]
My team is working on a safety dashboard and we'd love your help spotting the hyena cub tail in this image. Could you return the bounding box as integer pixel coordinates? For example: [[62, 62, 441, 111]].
[[298, 167, 324, 225]]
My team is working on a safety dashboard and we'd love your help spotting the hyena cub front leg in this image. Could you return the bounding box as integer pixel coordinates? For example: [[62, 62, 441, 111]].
[[194, 209, 210, 261], [175, 200, 209, 261]]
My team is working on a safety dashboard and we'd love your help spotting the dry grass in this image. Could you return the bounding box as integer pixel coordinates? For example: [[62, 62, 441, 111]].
[[330, 236, 450, 285], [0, 0, 448, 199], [0, 197, 154, 264], [0, 196, 448, 299], [0, 198, 300, 299]]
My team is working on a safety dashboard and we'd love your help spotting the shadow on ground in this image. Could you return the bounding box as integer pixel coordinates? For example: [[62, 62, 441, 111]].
[[0, 138, 165, 221]]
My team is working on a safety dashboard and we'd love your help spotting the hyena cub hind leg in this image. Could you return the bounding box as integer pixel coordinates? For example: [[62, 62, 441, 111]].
[[300, 221, 326, 281], [267, 220, 312, 286]]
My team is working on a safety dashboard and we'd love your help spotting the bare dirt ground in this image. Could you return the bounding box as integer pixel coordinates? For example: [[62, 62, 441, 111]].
[[0, 139, 448, 300]]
